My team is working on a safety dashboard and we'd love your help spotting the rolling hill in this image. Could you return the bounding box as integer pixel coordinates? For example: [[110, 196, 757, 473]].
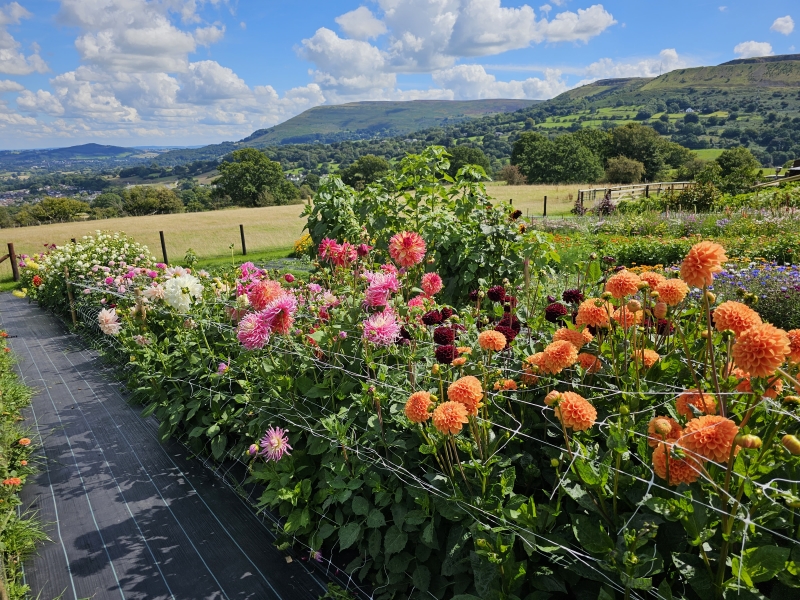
[[239, 99, 540, 146]]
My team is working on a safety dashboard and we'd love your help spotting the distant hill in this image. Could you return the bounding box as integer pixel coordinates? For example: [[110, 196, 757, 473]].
[[240, 99, 540, 146], [0, 143, 140, 171]]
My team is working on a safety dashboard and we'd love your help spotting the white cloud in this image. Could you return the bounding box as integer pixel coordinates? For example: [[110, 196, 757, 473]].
[[733, 40, 774, 58], [432, 64, 568, 99], [0, 2, 48, 75], [178, 60, 250, 103], [16, 89, 65, 115], [719, 6, 727, 12], [195, 24, 225, 47], [584, 48, 690, 79], [0, 79, 24, 93], [536, 4, 616, 43], [335, 7, 387, 40], [771, 16, 794, 35]]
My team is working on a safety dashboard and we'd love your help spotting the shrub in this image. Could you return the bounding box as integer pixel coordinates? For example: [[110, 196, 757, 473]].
[[496, 164, 527, 186], [605, 155, 645, 184]]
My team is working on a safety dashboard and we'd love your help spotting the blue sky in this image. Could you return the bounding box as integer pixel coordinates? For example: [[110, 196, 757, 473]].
[[0, 0, 797, 149]]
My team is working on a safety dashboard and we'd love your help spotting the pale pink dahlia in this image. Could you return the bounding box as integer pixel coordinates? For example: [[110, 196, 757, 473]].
[[259, 426, 292, 461], [98, 308, 121, 335], [421, 272, 443, 297], [388, 231, 426, 268], [363, 310, 401, 346], [262, 293, 298, 335], [237, 311, 272, 350], [364, 271, 400, 307]]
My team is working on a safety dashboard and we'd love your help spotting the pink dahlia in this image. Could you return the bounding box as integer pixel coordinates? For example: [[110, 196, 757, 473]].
[[247, 279, 283, 311], [388, 231, 426, 268], [237, 311, 272, 350], [363, 310, 401, 346], [421, 272, 443, 297], [408, 295, 427, 309], [262, 293, 298, 335], [364, 271, 400, 307], [318, 238, 339, 261], [259, 426, 292, 462], [97, 308, 121, 335], [330, 242, 358, 267]]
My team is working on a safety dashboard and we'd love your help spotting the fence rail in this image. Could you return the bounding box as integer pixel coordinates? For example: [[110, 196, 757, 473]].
[[577, 181, 695, 209]]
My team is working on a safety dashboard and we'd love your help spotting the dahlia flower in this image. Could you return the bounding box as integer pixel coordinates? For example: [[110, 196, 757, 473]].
[[432, 401, 469, 435], [647, 416, 683, 447], [544, 302, 568, 323], [576, 299, 611, 328], [98, 308, 121, 335], [405, 391, 432, 423], [388, 231, 426, 268], [408, 295, 427, 309], [786, 329, 800, 364], [655, 279, 689, 306], [364, 271, 400, 307], [163, 274, 203, 313], [676, 389, 717, 419], [639, 271, 666, 288], [262, 293, 298, 335], [435, 345, 458, 364], [733, 367, 783, 399], [713, 301, 762, 336], [612, 306, 643, 330], [363, 310, 401, 346], [562, 288, 584, 304], [732, 323, 791, 378], [421, 310, 443, 325], [682, 415, 739, 463], [142, 283, 166, 301], [680, 241, 727, 288], [478, 330, 507, 352], [248, 279, 284, 311], [653, 301, 668, 319], [421, 272, 443, 297], [635, 349, 660, 369], [553, 328, 589, 350], [522, 353, 545, 384], [494, 325, 517, 343], [486, 285, 506, 302], [447, 375, 483, 416], [576, 352, 601, 373], [237, 311, 272, 350], [605, 270, 641, 299], [652, 439, 704, 486], [541, 340, 579, 374], [259, 426, 292, 462], [554, 393, 596, 431]]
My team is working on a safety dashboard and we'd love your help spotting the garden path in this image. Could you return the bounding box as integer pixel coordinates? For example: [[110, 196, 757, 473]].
[[1, 294, 327, 600]]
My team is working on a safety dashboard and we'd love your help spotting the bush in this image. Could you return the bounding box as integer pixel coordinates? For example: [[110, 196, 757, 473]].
[[496, 164, 527, 185], [604, 156, 645, 184]]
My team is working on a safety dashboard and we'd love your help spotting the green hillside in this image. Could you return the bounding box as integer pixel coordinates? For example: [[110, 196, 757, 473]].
[[240, 99, 539, 145]]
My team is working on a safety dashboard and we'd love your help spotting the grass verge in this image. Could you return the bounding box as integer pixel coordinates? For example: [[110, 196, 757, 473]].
[[0, 331, 48, 599]]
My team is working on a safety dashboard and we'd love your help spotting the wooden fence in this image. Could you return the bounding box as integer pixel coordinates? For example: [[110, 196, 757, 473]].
[[577, 181, 695, 210]]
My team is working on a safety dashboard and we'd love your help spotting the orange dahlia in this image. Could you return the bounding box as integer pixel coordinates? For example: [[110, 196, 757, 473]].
[[576, 352, 602, 373], [388, 231, 426, 268], [713, 301, 762, 336], [653, 301, 668, 319], [18, 438, 31, 446], [553, 328, 589, 350], [554, 393, 597, 431], [432, 401, 469, 435], [787, 329, 800, 364], [522, 353, 545, 384], [612, 306, 643, 330], [576, 298, 611, 328], [451, 357, 467, 367], [635, 349, 660, 369], [647, 416, 682, 448], [676, 389, 717, 419], [682, 415, 739, 463], [493, 379, 517, 391], [456, 346, 472, 355], [478, 330, 507, 352], [605, 270, 642, 299], [247, 279, 283, 311], [680, 241, 727, 288], [652, 439, 704, 486], [544, 390, 562, 406], [541, 340, 579, 374], [405, 391, 432, 423], [447, 375, 484, 416], [639, 271, 666, 288], [732, 323, 791, 378], [732, 367, 783, 399], [655, 279, 689, 306]]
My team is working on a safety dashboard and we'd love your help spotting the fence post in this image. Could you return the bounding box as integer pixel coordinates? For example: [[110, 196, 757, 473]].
[[240, 224, 247, 256], [7, 243, 19, 282], [159, 231, 168, 264], [543, 196, 547, 217], [71, 238, 77, 243], [64, 266, 77, 327], [645, 185, 650, 199]]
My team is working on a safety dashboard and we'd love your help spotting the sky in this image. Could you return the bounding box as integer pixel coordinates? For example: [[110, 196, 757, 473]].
[[0, 1, 797, 149]]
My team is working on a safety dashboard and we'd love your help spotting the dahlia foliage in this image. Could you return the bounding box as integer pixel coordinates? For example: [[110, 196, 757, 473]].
[[19, 230, 800, 600]]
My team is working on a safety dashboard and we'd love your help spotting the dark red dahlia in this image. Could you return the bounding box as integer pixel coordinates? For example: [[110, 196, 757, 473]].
[[450, 323, 466, 334], [494, 325, 517, 343], [487, 285, 506, 302], [469, 289, 479, 302], [422, 310, 443, 326], [545, 302, 568, 323], [433, 326, 455, 345], [562, 288, 584, 304], [498, 314, 521, 332], [435, 345, 458, 364], [441, 307, 454, 320], [510, 209, 522, 220], [399, 326, 412, 344], [504, 295, 518, 308]]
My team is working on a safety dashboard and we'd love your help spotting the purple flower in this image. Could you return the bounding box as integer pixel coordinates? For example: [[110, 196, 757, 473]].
[[218, 362, 228, 374], [248, 444, 260, 457], [259, 427, 292, 461]]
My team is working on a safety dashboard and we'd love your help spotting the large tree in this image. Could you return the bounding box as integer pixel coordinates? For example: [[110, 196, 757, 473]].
[[122, 186, 184, 216], [511, 132, 603, 184], [446, 145, 491, 179], [608, 123, 666, 182], [213, 148, 298, 206], [339, 155, 391, 190]]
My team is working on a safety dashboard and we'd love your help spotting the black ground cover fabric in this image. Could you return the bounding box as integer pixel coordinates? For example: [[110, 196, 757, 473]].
[[1, 294, 328, 600]]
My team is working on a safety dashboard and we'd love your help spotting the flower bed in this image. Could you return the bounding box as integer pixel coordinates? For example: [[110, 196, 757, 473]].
[[17, 223, 800, 600]]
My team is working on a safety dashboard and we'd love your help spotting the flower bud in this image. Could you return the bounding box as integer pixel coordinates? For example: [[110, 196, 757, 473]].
[[550, 458, 560, 468], [783, 396, 800, 408], [619, 405, 630, 416], [700, 330, 709, 339], [627, 300, 642, 313], [589, 253, 598, 260], [430, 394, 438, 402], [248, 444, 260, 457], [478, 291, 485, 299], [653, 418, 672, 436], [653, 302, 668, 319], [721, 329, 735, 341], [783, 434, 800, 456], [284, 273, 295, 283], [650, 291, 660, 300], [735, 434, 762, 449], [432, 364, 440, 375], [637, 282, 650, 290], [704, 291, 716, 304], [601, 291, 613, 301]]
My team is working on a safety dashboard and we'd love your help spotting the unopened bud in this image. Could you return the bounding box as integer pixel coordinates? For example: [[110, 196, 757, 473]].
[[248, 444, 260, 457], [653, 302, 668, 319], [637, 282, 650, 290], [783, 396, 800, 408], [627, 300, 642, 313], [704, 291, 716, 304], [735, 434, 762, 449], [619, 405, 630, 416], [478, 291, 485, 299], [783, 434, 800, 456], [601, 292, 613, 301], [432, 364, 440, 375], [650, 291, 660, 300], [550, 458, 560, 468], [721, 329, 736, 341], [653, 418, 672, 436], [700, 330, 709, 339], [589, 253, 598, 260]]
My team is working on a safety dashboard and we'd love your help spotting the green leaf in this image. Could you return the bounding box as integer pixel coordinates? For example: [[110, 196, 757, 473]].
[[368, 529, 382, 559], [338, 522, 361, 550], [742, 545, 789, 584], [210, 434, 226, 460], [206, 423, 220, 437], [413, 564, 431, 591], [384, 525, 408, 555], [351, 496, 369, 516], [188, 426, 205, 439], [571, 514, 614, 554], [387, 552, 413, 574], [367, 508, 386, 528]]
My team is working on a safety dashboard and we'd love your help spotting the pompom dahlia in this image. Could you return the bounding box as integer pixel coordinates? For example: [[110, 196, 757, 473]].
[[541, 340, 579, 374], [655, 279, 689, 306], [576, 352, 601, 373], [554, 393, 596, 431], [652, 439, 704, 486], [487, 285, 506, 302], [713, 301, 762, 336], [435, 345, 458, 364], [433, 327, 456, 345], [494, 325, 517, 344], [447, 375, 483, 416], [522, 353, 545, 384], [553, 328, 588, 350], [421, 310, 443, 325], [544, 302, 568, 323], [635, 349, 660, 369], [785, 329, 800, 364], [612, 306, 643, 330], [647, 416, 683, 447], [639, 271, 666, 288], [421, 272, 443, 297], [732, 323, 791, 378], [605, 270, 641, 299], [562, 288, 584, 304], [259, 426, 292, 462], [680, 241, 727, 288], [478, 330, 507, 352], [575, 298, 611, 328], [432, 401, 469, 435], [363, 310, 401, 346], [405, 391, 432, 423], [676, 389, 717, 419], [682, 415, 739, 463], [388, 231, 426, 268]]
